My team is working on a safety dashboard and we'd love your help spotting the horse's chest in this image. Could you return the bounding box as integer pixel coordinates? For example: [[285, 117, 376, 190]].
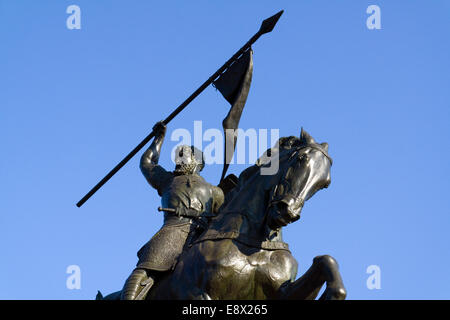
[[215, 244, 296, 299], [250, 250, 295, 283]]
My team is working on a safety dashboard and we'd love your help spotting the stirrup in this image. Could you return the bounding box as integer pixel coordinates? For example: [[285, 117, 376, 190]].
[[135, 277, 154, 300]]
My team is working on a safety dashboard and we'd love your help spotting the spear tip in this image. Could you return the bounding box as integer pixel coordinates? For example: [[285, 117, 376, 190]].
[[259, 10, 284, 35]]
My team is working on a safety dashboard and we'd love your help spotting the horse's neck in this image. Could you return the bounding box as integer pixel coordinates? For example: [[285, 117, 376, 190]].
[[211, 167, 281, 243], [222, 171, 271, 219]]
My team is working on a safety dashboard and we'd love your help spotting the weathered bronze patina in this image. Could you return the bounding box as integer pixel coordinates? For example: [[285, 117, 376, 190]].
[[94, 10, 346, 301]]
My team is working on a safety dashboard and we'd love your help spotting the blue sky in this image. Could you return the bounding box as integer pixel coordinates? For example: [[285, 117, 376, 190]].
[[1, 1, 449, 299]]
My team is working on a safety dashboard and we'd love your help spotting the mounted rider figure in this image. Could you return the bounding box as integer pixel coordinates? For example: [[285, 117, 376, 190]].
[[121, 121, 225, 300]]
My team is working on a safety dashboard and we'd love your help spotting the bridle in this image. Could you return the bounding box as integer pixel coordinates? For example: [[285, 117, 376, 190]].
[[267, 143, 332, 219]]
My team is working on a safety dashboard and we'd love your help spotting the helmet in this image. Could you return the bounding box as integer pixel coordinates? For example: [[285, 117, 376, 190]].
[[174, 145, 205, 175]]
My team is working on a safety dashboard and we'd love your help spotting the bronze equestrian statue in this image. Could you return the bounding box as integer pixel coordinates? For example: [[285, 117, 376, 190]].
[[85, 10, 345, 301], [99, 126, 346, 300]]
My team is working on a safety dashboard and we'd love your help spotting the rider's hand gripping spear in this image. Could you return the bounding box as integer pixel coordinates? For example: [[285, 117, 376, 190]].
[[76, 10, 283, 207]]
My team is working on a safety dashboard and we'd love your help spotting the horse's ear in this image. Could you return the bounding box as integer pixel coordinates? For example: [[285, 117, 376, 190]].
[[320, 142, 329, 152], [300, 127, 316, 144]]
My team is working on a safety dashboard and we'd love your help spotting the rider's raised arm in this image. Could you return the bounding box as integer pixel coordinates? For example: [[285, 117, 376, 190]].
[[140, 122, 172, 194], [141, 121, 166, 167]]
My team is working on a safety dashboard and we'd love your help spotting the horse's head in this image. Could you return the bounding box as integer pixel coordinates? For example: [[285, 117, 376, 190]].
[[262, 129, 332, 231], [214, 129, 332, 243]]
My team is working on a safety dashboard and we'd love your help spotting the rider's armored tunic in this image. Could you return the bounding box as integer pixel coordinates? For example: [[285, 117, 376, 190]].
[[136, 164, 224, 271]]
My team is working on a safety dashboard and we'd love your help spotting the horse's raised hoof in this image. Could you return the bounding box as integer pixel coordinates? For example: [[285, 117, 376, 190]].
[[320, 286, 347, 300]]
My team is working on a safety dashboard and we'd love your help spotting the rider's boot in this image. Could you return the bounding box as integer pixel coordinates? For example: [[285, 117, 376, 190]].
[[121, 268, 154, 300]]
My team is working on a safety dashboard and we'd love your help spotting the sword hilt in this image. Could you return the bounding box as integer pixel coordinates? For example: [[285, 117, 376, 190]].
[[158, 207, 176, 213]]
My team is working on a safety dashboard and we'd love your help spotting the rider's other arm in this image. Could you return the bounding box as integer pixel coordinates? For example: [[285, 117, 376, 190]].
[[211, 186, 225, 214], [140, 121, 172, 194]]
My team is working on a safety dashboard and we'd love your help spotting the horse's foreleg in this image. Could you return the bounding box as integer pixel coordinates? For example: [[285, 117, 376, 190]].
[[315, 255, 346, 300], [278, 255, 346, 300]]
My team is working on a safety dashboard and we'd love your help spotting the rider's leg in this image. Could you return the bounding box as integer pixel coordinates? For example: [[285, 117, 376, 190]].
[[121, 268, 154, 300]]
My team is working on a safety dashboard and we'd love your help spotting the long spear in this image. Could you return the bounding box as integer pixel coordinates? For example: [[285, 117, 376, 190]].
[[76, 10, 284, 207]]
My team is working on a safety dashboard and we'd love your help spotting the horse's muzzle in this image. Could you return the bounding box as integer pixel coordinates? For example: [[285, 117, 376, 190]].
[[267, 195, 304, 229]]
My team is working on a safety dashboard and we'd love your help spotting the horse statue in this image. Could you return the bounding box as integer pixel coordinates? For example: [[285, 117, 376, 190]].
[[101, 129, 346, 300]]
